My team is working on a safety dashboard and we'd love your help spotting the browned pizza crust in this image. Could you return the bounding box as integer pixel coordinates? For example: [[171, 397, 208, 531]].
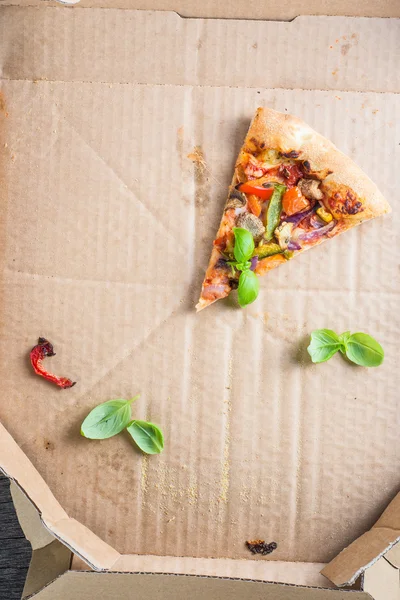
[[241, 107, 390, 223], [196, 107, 391, 311]]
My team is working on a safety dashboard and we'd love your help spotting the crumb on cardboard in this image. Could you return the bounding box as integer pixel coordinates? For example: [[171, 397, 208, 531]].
[[246, 540, 278, 556]]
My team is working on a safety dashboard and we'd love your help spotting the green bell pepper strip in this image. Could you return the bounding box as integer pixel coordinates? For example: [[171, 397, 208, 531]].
[[252, 243, 283, 259], [264, 184, 286, 241]]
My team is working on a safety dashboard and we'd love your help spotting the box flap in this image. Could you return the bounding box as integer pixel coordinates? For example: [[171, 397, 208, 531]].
[[9, 481, 72, 598], [26, 572, 371, 600], [0, 424, 120, 570], [2, 0, 400, 19], [322, 493, 400, 587], [110, 555, 332, 587], [22, 541, 72, 599], [384, 544, 400, 570], [362, 557, 400, 600], [1, 8, 399, 92], [10, 481, 55, 551]]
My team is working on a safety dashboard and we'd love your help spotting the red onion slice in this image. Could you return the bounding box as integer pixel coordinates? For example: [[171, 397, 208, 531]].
[[296, 220, 336, 243], [283, 207, 315, 226], [287, 240, 302, 251], [309, 214, 325, 229], [250, 256, 259, 271]]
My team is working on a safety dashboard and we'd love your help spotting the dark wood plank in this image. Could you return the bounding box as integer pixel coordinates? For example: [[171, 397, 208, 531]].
[[0, 474, 31, 600]]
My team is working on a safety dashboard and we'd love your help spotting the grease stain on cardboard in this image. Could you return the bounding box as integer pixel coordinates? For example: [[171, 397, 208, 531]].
[[0, 92, 9, 118]]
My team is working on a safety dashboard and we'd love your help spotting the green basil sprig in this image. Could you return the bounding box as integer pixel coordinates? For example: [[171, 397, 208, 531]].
[[81, 395, 164, 454], [307, 329, 384, 367], [229, 227, 259, 307]]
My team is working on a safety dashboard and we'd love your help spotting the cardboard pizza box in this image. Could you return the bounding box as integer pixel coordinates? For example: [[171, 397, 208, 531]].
[[0, 1, 399, 598]]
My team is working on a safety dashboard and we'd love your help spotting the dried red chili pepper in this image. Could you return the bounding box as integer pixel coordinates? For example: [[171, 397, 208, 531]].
[[30, 337, 76, 389]]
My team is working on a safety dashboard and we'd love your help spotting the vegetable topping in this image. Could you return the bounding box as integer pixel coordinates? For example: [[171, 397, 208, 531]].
[[236, 212, 265, 242], [282, 186, 309, 216], [265, 183, 286, 241], [204, 146, 351, 308]]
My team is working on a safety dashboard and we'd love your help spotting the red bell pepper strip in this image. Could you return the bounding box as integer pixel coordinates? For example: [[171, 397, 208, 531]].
[[30, 337, 76, 389], [238, 182, 274, 200]]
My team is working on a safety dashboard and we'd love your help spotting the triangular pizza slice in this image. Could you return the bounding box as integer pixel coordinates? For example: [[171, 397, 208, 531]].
[[196, 107, 391, 311]]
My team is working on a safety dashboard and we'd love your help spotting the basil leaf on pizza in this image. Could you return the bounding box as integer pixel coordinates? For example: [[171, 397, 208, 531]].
[[237, 269, 259, 307], [233, 227, 254, 264]]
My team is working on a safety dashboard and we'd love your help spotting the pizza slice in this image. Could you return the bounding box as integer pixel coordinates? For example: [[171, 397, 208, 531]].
[[196, 107, 391, 311]]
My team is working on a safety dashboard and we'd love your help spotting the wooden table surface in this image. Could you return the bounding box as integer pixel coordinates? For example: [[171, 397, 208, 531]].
[[0, 474, 31, 600]]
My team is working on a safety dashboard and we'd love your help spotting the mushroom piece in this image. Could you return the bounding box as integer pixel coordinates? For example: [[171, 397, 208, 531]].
[[236, 212, 265, 242], [274, 222, 294, 250], [298, 178, 323, 201], [225, 188, 246, 210]]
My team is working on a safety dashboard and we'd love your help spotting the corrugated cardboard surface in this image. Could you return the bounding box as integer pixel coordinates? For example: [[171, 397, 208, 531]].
[[2, 0, 400, 19], [0, 4, 399, 589], [2, 9, 400, 92], [25, 572, 370, 600]]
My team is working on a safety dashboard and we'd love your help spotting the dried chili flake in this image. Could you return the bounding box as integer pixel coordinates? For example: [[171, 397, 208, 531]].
[[30, 337, 76, 389], [246, 540, 277, 556]]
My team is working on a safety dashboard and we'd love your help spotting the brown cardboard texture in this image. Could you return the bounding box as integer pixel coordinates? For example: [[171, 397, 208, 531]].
[[2, 0, 400, 19], [9, 462, 400, 600], [0, 4, 399, 599]]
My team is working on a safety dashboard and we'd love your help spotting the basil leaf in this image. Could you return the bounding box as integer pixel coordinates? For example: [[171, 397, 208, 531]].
[[307, 329, 343, 363], [127, 420, 164, 454], [236, 260, 251, 272], [237, 269, 259, 307], [265, 183, 286, 241], [81, 396, 139, 439], [233, 227, 255, 264], [344, 333, 384, 367]]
